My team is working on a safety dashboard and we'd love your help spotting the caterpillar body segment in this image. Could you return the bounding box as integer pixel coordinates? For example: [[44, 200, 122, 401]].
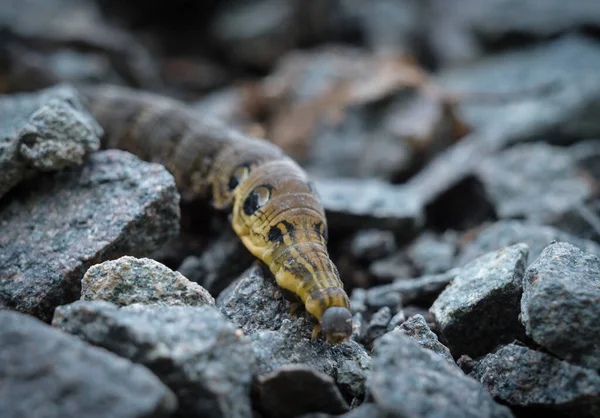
[[78, 84, 353, 343]]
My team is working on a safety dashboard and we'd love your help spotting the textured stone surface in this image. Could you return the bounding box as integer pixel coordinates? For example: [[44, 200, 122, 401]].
[[471, 343, 600, 416], [177, 231, 254, 295], [369, 329, 514, 418], [474, 143, 593, 227], [255, 364, 350, 418], [362, 306, 392, 349], [0, 150, 180, 322], [314, 177, 424, 235], [217, 264, 371, 402], [82, 256, 215, 307], [53, 301, 254, 418], [521, 242, 600, 371], [430, 243, 529, 358], [398, 314, 455, 365], [364, 268, 460, 314], [0, 310, 177, 418], [457, 220, 600, 266], [0, 84, 101, 198]]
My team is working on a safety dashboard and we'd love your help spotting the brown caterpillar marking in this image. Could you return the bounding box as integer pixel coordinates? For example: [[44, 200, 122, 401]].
[[78, 84, 352, 343]]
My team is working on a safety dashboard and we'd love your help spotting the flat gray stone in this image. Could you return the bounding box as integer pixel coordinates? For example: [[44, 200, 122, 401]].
[[53, 301, 255, 418], [431, 244, 529, 358], [521, 242, 600, 371], [314, 177, 424, 236], [471, 343, 600, 416], [0, 309, 177, 418], [458, 220, 600, 267], [0, 84, 101, 198], [461, 0, 600, 39], [369, 329, 514, 418], [474, 142, 593, 228], [82, 256, 215, 307], [436, 34, 600, 145], [0, 150, 180, 322], [364, 269, 460, 314]]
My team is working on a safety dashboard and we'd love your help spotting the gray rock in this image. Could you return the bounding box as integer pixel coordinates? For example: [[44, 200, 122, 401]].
[[386, 310, 407, 332], [470, 343, 600, 416], [462, 0, 600, 39], [314, 177, 424, 236], [0, 310, 177, 418], [521, 242, 600, 371], [474, 143, 593, 228], [369, 252, 417, 283], [255, 364, 350, 418], [82, 256, 215, 307], [53, 301, 255, 418], [369, 329, 514, 418], [0, 150, 180, 322], [208, 0, 300, 70], [570, 138, 600, 181], [349, 288, 367, 314], [349, 229, 397, 262], [412, 35, 600, 210], [398, 314, 455, 366], [436, 34, 600, 145], [338, 0, 421, 54], [0, 84, 101, 198], [297, 403, 382, 418], [306, 97, 415, 181], [351, 312, 365, 341], [0, 0, 161, 89], [217, 264, 371, 401], [406, 231, 458, 275], [457, 220, 600, 266], [430, 243, 529, 358], [362, 306, 392, 348], [177, 230, 254, 295], [365, 269, 460, 314]]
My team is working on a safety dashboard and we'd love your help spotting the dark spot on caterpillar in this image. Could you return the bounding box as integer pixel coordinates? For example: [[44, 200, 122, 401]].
[[283, 259, 312, 282], [280, 220, 296, 240], [315, 221, 328, 243], [268, 225, 284, 244], [243, 184, 273, 215], [229, 162, 252, 191]]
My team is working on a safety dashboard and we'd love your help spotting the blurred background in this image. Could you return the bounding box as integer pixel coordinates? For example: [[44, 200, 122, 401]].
[[3, 0, 600, 294]]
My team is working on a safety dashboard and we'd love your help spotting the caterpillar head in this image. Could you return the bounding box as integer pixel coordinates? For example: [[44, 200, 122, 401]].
[[321, 307, 353, 344]]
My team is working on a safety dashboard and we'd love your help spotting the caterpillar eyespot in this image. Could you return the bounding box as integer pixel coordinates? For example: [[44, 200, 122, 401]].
[[78, 84, 353, 344], [243, 185, 272, 215], [229, 163, 251, 191]]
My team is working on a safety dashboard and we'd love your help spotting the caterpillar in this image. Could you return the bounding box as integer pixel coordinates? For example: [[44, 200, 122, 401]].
[[77, 84, 353, 344]]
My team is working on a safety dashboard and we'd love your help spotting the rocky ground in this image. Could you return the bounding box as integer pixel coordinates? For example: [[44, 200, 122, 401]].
[[1, 1, 600, 418]]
